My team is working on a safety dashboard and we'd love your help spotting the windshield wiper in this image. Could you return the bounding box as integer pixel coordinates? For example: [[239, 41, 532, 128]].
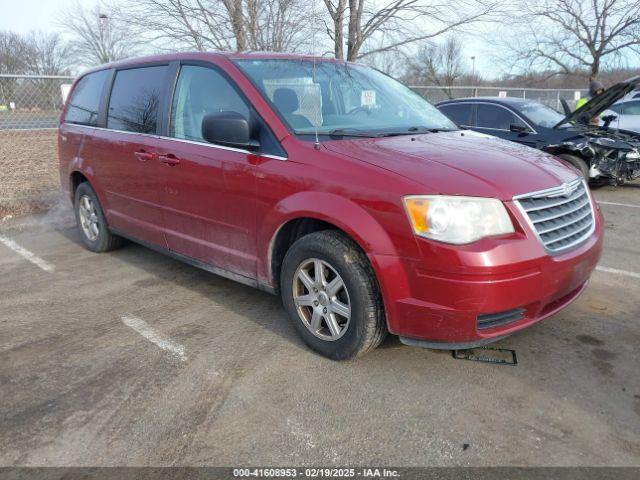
[[376, 126, 455, 137], [297, 128, 377, 138], [327, 128, 378, 137], [299, 126, 455, 138]]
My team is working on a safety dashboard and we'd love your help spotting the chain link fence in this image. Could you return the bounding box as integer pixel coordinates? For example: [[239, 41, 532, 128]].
[[411, 85, 588, 110], [0, 74, 590, 218], [0, 74, 74, 217]]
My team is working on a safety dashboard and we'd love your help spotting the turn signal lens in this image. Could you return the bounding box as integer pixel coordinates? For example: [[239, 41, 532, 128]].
[[405, 197, 430, 234]]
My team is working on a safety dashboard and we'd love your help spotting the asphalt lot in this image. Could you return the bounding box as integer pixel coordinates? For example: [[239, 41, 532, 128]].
[[0, 184, 639, 467]]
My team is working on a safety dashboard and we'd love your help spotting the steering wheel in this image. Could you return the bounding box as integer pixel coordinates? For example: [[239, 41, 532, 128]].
[[346, 106, 371, 116]]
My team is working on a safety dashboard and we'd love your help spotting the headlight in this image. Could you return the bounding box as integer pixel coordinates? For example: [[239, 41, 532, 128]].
[[403, 195, 514, 244], [625, 150, 640, 160]]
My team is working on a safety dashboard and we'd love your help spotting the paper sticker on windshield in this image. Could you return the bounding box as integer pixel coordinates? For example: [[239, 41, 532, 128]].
[[361, 90, 376, 107]]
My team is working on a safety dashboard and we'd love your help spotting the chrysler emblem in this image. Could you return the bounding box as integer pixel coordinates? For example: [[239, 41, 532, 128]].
[[563, 183, 576, 196], [548, 182, 578, 198]]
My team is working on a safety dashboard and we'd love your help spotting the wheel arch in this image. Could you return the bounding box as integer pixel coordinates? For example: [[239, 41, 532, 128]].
[[69, 171, 89, 196], [545, 146, 591, 166], [261, 191, 400, 292], [66, 160, 107, 208]]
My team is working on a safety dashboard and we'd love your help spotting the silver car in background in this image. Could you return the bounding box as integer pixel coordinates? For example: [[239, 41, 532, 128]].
[[601, 95, 640, 134]]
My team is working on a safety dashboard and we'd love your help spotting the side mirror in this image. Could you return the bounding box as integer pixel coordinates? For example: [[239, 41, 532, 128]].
[[202, 111, 260, 150], [600, 111, 618, 129], [510, 123, 531, 134]]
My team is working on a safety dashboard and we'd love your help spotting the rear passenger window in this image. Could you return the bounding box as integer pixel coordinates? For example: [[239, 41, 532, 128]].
[[170, 65, 250, 142], [439, 104, 472, 126], [477, 104, 525, 130], [107, 66, 168, 134], [65, 70, 109, 126]]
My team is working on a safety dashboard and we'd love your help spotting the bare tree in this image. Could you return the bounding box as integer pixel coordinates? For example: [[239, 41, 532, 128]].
[[252, 0, 315, 51], [24, 32, 73, 76], [0, 31, 72, 75], [0, 31, 31, 74], [323, 0, 347, 59], [321, 0, 500, 61], [0, 31, 72, 109], [61, 1, 138, 65], [0, 32, 29, 106], [359, 43, 407, 75], [504, 0, 640, 78], [122, 0, 312, 53], [405, 36, 464, 96]]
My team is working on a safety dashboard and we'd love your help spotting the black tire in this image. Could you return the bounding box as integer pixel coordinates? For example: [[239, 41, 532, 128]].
[[74, 182, 124, 252], [280, 230, 387, 360], [557, 153, 589, 181]]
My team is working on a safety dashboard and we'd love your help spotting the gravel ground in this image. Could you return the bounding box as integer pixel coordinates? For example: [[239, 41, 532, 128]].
[[0, 130, 60, 218]]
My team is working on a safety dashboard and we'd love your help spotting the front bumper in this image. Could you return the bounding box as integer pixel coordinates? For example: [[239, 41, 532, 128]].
[[374, 202, 604, 346]]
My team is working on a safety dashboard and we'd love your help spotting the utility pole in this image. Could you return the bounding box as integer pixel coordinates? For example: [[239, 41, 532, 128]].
[[470, 56, 476, 81], [98, 13, 109, 63]]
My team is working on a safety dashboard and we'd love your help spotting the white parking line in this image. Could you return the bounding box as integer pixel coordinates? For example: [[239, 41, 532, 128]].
[[598, 201, 640, 209], [121, 314, 187, 361], [596, 266, 640, 280], [0, 235, 55, 272]]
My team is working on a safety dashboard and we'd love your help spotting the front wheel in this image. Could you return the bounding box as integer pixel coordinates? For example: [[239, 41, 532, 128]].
[[280, 230, 387, 360]]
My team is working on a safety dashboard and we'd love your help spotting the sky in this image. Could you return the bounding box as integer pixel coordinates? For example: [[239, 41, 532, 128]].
[[1, 0, 506, 79], [1, 0, 78, 34]]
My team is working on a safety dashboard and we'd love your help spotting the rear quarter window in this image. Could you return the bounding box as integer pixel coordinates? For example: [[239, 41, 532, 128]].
[[65, 70, 110, 126], [107, 66, 168, 134], [439, 104, 473, 126]]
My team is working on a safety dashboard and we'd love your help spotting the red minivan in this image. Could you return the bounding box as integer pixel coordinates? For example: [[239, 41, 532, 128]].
[[59, 52, 604, 359]]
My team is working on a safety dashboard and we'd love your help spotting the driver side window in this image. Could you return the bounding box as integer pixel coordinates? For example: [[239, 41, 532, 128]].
[[476, 104, 525, 130], [170, 65, 250, 143]]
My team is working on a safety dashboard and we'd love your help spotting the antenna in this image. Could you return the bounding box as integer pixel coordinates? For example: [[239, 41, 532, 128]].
[[311, 0, 320, 150]]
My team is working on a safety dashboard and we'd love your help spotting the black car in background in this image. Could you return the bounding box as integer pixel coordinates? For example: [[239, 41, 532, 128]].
[[436, 77, 640, 185]]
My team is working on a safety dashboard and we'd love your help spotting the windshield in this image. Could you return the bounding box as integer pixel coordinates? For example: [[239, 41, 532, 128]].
[[235, 59, 457, 136], [518, 102, 566, 128]]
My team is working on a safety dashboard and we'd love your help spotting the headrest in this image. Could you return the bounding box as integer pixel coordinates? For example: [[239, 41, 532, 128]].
[[273, 88, 299, 114]]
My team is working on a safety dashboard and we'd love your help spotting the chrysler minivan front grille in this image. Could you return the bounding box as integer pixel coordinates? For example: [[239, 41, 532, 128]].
[[514, 178, 595, 254]]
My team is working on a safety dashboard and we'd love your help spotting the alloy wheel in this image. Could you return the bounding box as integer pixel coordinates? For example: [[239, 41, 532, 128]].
[[292, 258, 351, 341], [78, 194, 99, 242]]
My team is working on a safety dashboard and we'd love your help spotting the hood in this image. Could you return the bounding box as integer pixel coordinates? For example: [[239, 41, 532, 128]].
[[555, 76, 640, 128], [323, 130, 579, 201]]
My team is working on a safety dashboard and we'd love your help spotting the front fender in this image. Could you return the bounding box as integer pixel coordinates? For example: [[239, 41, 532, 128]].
[[257, 191, 403, 286]]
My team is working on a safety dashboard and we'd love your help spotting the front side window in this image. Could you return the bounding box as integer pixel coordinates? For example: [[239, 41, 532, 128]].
[[65, 70, 110, 126], [476, 104, 525, 130], [170, 65, 250, 142], [107, 66, 168, 134], [235, 59, 456, 136]]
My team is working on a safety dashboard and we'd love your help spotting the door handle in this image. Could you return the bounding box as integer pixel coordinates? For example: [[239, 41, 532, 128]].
[[134, 150, 155, 162], [159, 153, 181, 166]]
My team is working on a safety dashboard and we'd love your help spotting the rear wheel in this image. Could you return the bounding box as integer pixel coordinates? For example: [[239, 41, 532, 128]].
[[74, 182, 124, 252], [557, 153, 589, 180], [280, 230, 387, 360]]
